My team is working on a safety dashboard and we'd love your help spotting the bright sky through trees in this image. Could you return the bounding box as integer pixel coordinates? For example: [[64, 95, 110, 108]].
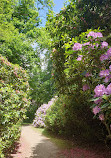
[[40, 0, 67, 26], [53, 0, 67, 13]]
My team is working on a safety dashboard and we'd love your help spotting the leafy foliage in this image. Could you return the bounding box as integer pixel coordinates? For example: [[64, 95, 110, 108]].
[[0, 55, 30, 157], [45, 95, 103, 141], [46, 0, 111, 92]]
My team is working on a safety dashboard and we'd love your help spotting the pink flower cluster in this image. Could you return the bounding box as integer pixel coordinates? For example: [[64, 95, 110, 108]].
[[109, 65, 111, 71], [87, 31, 103, 38], [33, 97, 57, 128], [92, 106, 101, 115], [83, 42, 90, 46], [94, 84, 111, 97], [82, 84, 90, 91], [76, 55, 83, 61], [100, 48, 111, 61], [99, 67, 111, 83], [99, 69, 110, 77], [92, 106, 105, 121], [101, 41, 108, 48], [107, 83, 111, 94], [72, 43, 82, 51], [94, 84, 106, 97], [94, 98, 102, 105], [85, 72, 92, 77], [92, 83, 111, 121]]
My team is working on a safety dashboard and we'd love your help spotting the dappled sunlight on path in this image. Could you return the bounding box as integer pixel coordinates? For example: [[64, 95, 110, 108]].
[[10, 125, 111, 158], [11, 125, 63, 158]]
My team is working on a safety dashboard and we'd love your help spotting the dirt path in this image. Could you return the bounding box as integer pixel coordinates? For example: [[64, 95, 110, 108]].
[[10, 125, 111, 158], [11, 125, 63, 158]]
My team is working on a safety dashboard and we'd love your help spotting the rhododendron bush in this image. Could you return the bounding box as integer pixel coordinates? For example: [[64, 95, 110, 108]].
[[33, 97, 57, 128], [0, 55, 30, 157], [63, 30, 111, 140]]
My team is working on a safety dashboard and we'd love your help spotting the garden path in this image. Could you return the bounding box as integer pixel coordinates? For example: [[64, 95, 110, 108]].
[[10, 125, 111, 158], [11, 125, 63, 158]]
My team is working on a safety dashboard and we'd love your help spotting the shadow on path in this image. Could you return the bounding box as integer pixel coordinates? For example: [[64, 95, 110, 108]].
[[29, 139, 63, 158], [9, 125, 111, 158]]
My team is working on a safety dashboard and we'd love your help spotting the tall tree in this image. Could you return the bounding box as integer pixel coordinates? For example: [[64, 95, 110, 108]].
[[0, 0, 53, 66], [0, 0, 55, 122]]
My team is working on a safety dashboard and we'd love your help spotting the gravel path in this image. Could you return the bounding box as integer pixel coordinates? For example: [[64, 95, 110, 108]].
[[11, 125, 63, 158]]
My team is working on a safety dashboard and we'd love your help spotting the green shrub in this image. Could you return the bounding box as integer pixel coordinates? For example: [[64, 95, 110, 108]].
[[45, 95, 103, 141], [0, 55, 30, 157]]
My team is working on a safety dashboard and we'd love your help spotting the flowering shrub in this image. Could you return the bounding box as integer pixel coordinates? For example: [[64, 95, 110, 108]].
[[0, 55, 30, 157], [92, 60, 111, 138], [64, 30, 111, 140], [33, 97, 57, 128]]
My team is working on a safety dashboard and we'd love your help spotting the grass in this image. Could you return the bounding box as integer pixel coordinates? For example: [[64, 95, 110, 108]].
[[31, 126, 75, 149], [21, 122, 31, 126]]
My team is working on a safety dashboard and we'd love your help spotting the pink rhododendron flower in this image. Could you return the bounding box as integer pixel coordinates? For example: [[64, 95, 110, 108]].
[[107, 48, 111, 57], [72, 43, 82, 51], [85, 72, 92, 77], [100, 54, 109, 61], [92, 106, 101, 115], [94, 84, 106, 97], [104, 75, 111, 83], [106, 83, 111, 95], [88, 43, 99, 49], [88, 44, 94, 49], [87, 31, 103, 38], [82, 84, 90, 91], [87, 31, 95, 38], [83, 42, 90, 46], [95, 43, 99, 47], [94, 98, 102, 104], [99, 114, 105, 121], [109, 65, 111, 71], [99, 69, 110, 77], [96, 32, 103, 38], [76, 55, 83, 61], [101, 41, 108, 48]]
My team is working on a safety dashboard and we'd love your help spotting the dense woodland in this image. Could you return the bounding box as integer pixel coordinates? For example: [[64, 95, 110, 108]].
[[0, 0, 111, 157]]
